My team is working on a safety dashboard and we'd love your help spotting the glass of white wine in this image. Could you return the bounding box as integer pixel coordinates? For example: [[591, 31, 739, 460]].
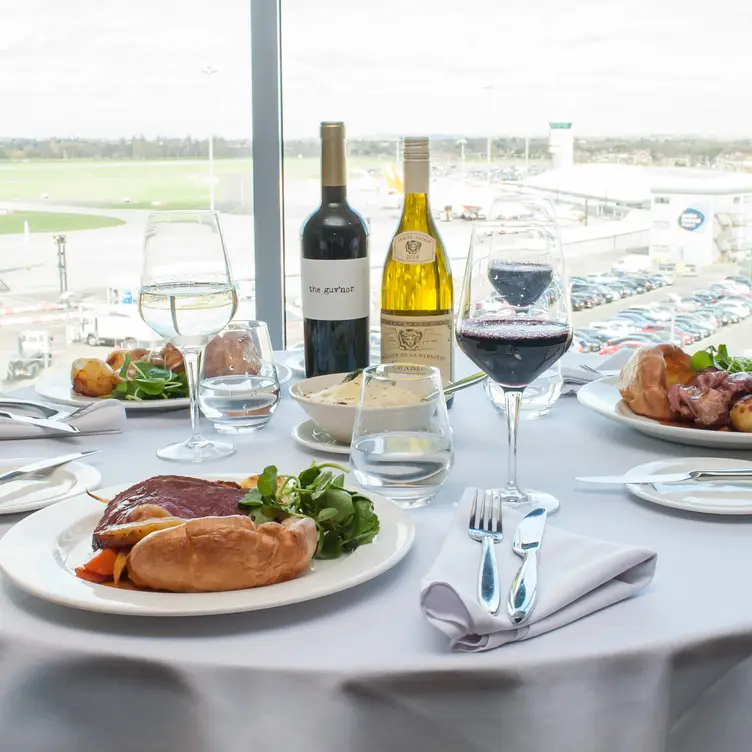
[[139, 211, 238, 462]]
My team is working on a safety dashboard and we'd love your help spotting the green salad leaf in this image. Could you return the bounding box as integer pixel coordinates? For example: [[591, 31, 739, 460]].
[[691, 345, 752, 374], [112, 355, 189, 401], [238, 462, 380, 559]]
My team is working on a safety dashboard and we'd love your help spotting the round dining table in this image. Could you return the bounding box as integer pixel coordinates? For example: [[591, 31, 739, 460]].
[[1, 353, 752, 752]]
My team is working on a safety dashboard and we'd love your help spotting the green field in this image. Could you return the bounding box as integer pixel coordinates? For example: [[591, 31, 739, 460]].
[[0, 157, 387, 211], [0, 210, 124, 234]]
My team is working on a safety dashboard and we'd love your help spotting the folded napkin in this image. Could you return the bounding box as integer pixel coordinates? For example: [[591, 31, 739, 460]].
[[420, 489, 657, 652], [0, 400, 126, 440], [561, 350, 634, 395]]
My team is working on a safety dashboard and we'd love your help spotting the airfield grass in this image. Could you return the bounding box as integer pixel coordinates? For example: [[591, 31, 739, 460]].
[[0, 157, 387, 211], [0, 210, 124, 235]]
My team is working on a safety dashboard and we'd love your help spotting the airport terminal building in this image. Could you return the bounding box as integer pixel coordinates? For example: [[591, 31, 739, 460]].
[[649, 173, 752, 268], [522, 163, 752, 268]]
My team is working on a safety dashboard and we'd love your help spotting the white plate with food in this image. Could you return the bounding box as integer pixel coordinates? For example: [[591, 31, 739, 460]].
[[0, 457, 101, 515], [0, 466, 413, 616], [578, 344, 752, 448], [36, 349, 291, 412], [625, 457, 752, 515], [35, 371, 191, 412], [291, 420, 351, 455]]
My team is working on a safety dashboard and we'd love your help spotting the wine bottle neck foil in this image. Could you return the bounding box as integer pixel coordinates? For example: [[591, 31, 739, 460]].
[[321, 122, 346, 188]]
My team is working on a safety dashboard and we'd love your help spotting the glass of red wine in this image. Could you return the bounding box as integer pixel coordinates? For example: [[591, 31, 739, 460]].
[[457, 201, 572, 513]]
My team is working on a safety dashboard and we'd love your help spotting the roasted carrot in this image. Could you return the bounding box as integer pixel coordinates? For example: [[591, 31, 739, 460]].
[[82, 548, 118, 576], [74, 566, 108, 584]]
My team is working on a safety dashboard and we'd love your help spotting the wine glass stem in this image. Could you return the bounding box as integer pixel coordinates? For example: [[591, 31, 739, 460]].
[[504, 389, 527, 502], [183, 347, 205, 446]]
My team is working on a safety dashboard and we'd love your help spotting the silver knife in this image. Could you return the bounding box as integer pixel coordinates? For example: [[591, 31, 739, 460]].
[[0, 411, 79, 434], [576, 469, 752, 485], [0, 451, 100, 485], [508, 507, 547, 625]]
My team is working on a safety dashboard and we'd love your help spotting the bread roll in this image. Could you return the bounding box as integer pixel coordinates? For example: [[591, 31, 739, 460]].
[[618, 344, 695, 421], [127, 515, 317, 592]]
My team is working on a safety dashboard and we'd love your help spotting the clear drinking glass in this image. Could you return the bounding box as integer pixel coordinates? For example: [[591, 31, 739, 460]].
[[350, 364, 453, 509], [456, 198, 572, 513], [485, 362, 563, 418], [139, 210, 238, 462], [199, 320, 280, 432]]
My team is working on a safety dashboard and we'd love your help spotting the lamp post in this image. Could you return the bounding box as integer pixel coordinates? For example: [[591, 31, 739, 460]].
[[202, 65, 219, 211], [456, 138, 467, 175], [484, 85, 494, 185], [53, 234, 68, 294]]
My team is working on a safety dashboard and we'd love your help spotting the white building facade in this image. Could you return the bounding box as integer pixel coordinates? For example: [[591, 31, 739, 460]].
[[649, 176, 752, 267]]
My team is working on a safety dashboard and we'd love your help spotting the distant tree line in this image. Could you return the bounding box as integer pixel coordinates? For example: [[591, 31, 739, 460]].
[[0, 136, 251, 161], [0, 135, 750, 163]]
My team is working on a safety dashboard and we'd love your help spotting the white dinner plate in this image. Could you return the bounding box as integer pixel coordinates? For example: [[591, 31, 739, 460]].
[[35, 364, 292, 413], [0, 458, 101, 515], [577, 376, 752, 449], [291, 420, 351, 455], [625, 457, 752, 515], [0, 474, 414, 616]]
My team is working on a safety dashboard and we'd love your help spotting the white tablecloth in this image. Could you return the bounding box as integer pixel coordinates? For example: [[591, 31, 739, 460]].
[[1, 353, 752, 752]]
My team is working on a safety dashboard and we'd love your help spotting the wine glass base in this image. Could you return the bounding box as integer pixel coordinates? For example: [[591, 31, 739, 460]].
[[491, 488, 560, 515], [157, 437, 236, 463]]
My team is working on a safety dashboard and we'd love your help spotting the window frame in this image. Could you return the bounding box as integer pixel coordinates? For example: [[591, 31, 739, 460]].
[[250, 0, 286, 348]]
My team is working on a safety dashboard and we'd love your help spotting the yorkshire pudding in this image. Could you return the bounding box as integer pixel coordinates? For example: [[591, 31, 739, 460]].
[[127, 515, 317, 592], [618, 344, 696, 420]]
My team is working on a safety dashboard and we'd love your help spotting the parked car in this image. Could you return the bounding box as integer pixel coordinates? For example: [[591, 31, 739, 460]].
[[573, 335, 604, 353], [695, 307, 723, 328], [570, 292, 591, 311], [641, 324, 692, 345], [725, 276, 752, 288], [673, 316, 712, 339], [599, 338, 660, 356], [589, 320, 637, 338]]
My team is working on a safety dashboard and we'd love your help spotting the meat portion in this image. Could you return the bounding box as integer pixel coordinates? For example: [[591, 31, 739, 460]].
[[725, 372, 752, 397], [668, 384, 731, 427], [93, 476, 247, 549], [693, 369, 727, 391], [665, 369, 752, 428]]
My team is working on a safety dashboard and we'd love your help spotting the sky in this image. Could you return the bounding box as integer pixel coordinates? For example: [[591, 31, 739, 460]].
[[1, 0, 751, 140]]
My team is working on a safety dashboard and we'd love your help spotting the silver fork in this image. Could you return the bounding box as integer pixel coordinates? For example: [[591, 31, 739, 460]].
[[468, 489, 503, 615]]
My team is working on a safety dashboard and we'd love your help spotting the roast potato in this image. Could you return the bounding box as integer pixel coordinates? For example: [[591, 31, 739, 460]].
[[106, 348, 150, 373], [95, 517, 185, 548], [730, 395, 752, 432], [149, 343, 184, 373], [71, 358, 121, 398]]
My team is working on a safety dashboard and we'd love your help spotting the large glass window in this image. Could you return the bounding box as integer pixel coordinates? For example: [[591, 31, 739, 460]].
[[0, 1, 253, 386], [281, 0, 752, 356]]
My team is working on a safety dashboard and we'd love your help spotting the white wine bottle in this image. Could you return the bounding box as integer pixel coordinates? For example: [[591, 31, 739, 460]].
[[380, 137, 454, 385]]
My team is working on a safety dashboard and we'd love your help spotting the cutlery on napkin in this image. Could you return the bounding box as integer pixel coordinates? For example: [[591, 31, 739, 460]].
[[561, 350, 633, 395], [0, 400, 126, 440], [420, 488, 657, 652]]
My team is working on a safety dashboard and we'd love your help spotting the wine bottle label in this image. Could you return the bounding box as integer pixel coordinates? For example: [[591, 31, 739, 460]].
[[380, 312, 453, 384], [392, 232, 436, 264], [301, 257, 370, 321]]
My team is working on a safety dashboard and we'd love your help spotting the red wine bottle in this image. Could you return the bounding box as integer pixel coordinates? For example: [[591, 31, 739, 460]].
[[301, 122, 370, 377]]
